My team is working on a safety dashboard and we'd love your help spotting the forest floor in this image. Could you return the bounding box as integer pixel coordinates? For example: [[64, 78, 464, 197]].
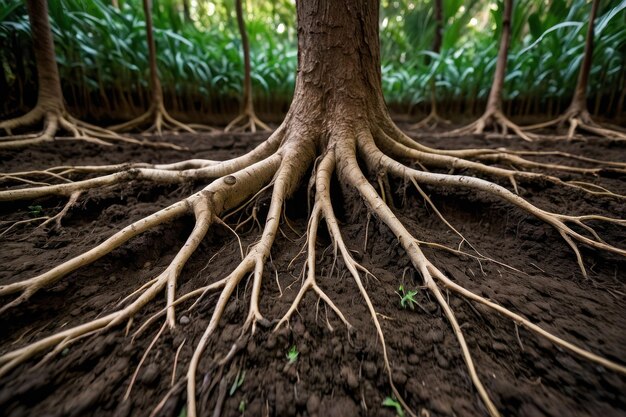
[[0, 127, 625, 417]]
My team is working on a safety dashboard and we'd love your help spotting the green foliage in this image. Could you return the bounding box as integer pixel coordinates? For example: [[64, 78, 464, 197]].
[[286, 345, 298, 364], [27, 205, 43, 217], [229, 370, 245, 396], [397, 285, 419, 310], [1, 0, 625, 119], [382, 396, 405, 417]]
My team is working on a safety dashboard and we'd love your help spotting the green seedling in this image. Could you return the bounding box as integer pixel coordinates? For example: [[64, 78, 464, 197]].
[[177, 406, 187, 417], [28, 205, 43, 217], [286, 345, 299, 364], [382, 396, 404, 417], [397, 285, 419, 310], [238, 399, 246, 413], [229, 370, 246, 396]]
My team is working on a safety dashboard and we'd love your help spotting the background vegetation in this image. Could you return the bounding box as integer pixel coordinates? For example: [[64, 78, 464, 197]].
[[1, 0, 625, 123]]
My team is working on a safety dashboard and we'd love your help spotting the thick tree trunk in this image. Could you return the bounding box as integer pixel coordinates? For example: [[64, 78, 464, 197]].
[[235, 0, 253, 114], [567, 0, 600, 114], [485, 0, 513, 113], [142, 0, 164, 108], [26, 0, 64, 113], [287, 0, 387, 128]]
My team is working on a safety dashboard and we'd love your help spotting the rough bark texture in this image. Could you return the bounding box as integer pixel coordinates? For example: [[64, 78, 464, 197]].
[[26, 0, 64, 112], [485, 0, 512, 113], [288, 0, 386, 129]]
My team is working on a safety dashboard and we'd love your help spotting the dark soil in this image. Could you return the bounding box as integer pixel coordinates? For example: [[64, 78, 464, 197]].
[[0, 128, 625, 417]]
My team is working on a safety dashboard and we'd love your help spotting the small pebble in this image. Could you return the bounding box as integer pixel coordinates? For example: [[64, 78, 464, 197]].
[[179, 315, 190, 325]]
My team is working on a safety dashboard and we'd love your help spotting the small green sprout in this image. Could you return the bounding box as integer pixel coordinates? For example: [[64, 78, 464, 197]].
[[178, 406, 187, 417], [382, 396, 405, 417], [238, 399, 246, 413], [397, 285, 419, 310], [286, 345, 299, 364], [229, 370, 246, 396], [28, 205, 43, 217]]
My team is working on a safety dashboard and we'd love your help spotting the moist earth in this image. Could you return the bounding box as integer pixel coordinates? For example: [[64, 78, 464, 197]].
[[0, 127, 625, 417]]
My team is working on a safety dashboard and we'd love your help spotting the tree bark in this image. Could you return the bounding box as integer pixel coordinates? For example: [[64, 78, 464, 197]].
[[26, 0, 64, 113], [235, 0, 253, 114], [432, 0, 443, 56], [485, 0, 513, 113], [142, 0, 164, 107], [287, 0, 387, 128], [568, 0, 600, 113]]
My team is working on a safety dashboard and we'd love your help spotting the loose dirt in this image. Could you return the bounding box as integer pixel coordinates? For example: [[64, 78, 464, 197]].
[[1, 128, 624, 417]]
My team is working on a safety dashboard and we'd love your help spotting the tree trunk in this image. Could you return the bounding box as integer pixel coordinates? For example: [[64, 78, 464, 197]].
[[485, 0, 513, 113], [142, 0, 164, 108], [567, 0, 600, 113], [26, 0, 64, 113], [287, 0, 386, 127], [182, 0, 191, 22], [433, 0, 443, 56], [235, 0, 253, 114]]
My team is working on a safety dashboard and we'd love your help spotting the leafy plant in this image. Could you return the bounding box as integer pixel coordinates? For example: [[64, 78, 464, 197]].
[[27, 205, 43, 217], [382, 396, 405, 417], [286, 345, 298, 364], [229, 370, 245, 396], [397, 285, 419, 310]]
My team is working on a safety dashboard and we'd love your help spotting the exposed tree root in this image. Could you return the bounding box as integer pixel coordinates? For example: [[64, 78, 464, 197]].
[[440, 109, 539, 142], [1, 117, 625, 417], [0, 109, 179, 149], [109, 103, 215, 135], [410, 108, 450, 131], [224, 108, 271, 133], [523, 109, 626, 141]]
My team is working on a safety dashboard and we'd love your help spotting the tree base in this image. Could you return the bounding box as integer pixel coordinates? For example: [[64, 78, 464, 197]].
[[440, 109, 538, 142], [0, 108, 177, 149], [409, 109, 451, 130], [1, 116, 625, 417], [225, 108, 271, 133], [524, 108, 626, 141], [109, 103, 216, 135]]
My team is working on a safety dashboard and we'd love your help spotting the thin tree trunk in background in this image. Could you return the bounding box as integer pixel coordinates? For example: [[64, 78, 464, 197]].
[[236, 0, 253, 115], [433, 0, 443, 56], [142, 0, 164, 108], [568, 0, 600, 113], [26, 0, 64, 112], [485, 0, 513, 113], [182, 0, 191, 22], [429, 0, 443, 111], [112, 0, 119, 8]]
